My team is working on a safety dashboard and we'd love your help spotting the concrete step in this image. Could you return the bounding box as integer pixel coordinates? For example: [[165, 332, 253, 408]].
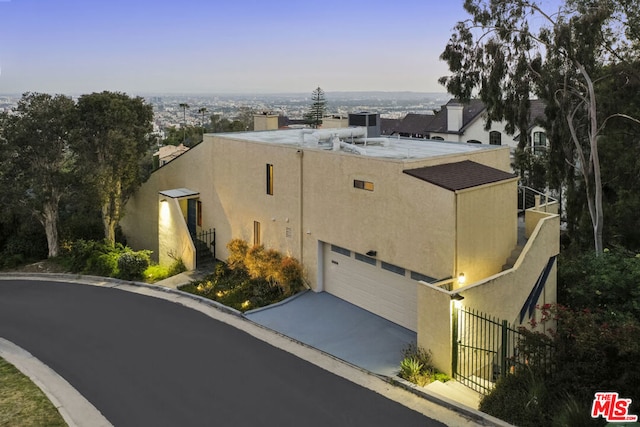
[[423, 379, 483, 410], [502, 245, 524, 271]]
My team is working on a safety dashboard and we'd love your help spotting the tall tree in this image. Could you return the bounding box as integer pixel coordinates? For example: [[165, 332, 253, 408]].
[[304, 87, 326, 129], [439, 0, 640, 255], [179, 103, 189, 144], [0, 93, 77, 257], [75, 91, 154, 244]]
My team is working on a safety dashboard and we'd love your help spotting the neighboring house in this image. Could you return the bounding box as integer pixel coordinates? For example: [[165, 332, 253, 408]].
[[153, 144, 189, 168], [385, 99, 548, 153], [121, 120, 559, 376], [395, 113, 437, 139]]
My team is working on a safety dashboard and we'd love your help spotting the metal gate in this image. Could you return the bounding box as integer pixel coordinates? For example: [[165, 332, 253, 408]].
[[191, 228, 216, 268], [452, 307, 554, 395]]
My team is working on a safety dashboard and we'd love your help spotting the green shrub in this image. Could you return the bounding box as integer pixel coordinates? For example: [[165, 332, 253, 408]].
[[168, 258, 186, 276], [89, 252, 119, 277], [226, 239, 248, 270], [400, 357, 428, 386], [401, 343, 434, 369], [398, 344, 448, 387], [144, 264, 169, 282], [479, 368, 551, 427], [117, 251, 151, 280], [276, 256, 305, 295]]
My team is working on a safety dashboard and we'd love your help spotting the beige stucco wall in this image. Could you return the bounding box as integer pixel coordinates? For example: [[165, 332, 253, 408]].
[[122, 132, 520, 295], [455, 178, 518, 285], [158, 197, 196, 270], [417, 211, 559, 375], [320, 116, 349, 128], [253, 115, 279, 131], [123, 132, 514, 286]]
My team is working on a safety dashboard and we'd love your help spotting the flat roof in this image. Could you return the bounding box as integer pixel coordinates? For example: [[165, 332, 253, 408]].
[[211, 127, 502, 160], [159, 188, 199, 199]]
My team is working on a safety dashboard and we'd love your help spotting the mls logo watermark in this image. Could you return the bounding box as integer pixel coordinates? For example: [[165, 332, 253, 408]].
[[592, 392, 638, 423]]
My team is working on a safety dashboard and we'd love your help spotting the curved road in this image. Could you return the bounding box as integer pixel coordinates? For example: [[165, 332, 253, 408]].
[[0, 279, 459, 427]]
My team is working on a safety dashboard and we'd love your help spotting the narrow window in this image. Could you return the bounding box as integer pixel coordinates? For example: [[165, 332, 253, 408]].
[[253, 221, 261, 246], [197, 201, 202, 227], [381, 261, 406, 276], [354, 180, 374, 191], [331, 244, 351, 256], [533, 132, 547, 155], [355, 253, 376, 266], [489, 131, 502, 145], [266, 164, 273, 195]]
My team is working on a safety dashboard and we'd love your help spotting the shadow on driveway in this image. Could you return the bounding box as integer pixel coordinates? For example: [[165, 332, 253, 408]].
[[246, 291, 417, 377]]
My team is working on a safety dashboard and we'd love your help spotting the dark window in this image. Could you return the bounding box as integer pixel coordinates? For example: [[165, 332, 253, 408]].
[[354, 179, 374, 191], [533, 132, 547, 155], [266, 164, 273, 195], [467, 139, 482, 144], [431, 136, 444, 141], [197, 200, 202, 227], [381, 261, 405, 276], [489, 131, 502, 145], [331, 244, 350, 256], [355, 253, 376, 266]]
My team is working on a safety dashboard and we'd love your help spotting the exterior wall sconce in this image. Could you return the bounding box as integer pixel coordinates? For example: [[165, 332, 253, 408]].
[[366, 250, 377, 257], [457, 272, 466, 285], [451, 293, 465, 301]]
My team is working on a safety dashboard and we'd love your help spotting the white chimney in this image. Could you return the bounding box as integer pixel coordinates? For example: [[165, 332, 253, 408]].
[[447, 103, 464, 132]]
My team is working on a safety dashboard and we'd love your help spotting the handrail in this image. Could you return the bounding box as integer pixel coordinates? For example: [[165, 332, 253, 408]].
[[518, 185, 558, 213]]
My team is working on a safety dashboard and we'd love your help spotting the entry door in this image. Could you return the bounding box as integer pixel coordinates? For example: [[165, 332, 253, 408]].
[[187, 199, 197, 235]]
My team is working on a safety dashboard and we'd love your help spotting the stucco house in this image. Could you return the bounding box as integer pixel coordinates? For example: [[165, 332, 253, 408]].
[[384, 99, 548, 154], [121, 118, 559, 377]]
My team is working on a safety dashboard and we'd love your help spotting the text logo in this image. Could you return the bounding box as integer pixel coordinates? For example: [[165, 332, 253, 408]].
[[591, 392, 638, 422]]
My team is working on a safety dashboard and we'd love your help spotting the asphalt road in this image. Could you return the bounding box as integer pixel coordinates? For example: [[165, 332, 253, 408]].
[[0, 280, 447, 427]]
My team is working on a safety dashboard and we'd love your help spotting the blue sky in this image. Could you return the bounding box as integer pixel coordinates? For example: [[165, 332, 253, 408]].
[[0, 0, 471, 94]]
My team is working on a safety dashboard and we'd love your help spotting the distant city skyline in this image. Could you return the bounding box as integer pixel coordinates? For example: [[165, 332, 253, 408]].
[[0, 0, 471, 95]]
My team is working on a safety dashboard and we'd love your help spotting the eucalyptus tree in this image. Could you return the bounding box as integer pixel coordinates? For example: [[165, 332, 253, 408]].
[[439, 0, 640, 255], [0, 93, 77, 257], [75, 91, 154, 245]]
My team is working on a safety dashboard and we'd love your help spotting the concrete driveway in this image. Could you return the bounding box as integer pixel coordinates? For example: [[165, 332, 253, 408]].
[[246, 291, 417, 377]]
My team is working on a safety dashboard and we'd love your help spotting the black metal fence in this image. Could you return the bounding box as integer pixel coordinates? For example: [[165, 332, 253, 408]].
[[452, 306, 554, 395], [191, 228, 216, 268]]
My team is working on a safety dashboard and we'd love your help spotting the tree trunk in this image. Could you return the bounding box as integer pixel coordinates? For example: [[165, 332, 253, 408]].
[[42, 201, 60, 258], [581, 64, 604, 255], [102, 181, 122, 245]]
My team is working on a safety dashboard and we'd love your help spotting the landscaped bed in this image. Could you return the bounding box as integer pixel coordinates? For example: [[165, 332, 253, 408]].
[[179, 239, 305, 312]]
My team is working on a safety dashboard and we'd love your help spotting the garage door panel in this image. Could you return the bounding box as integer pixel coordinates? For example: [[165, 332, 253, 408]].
[[323, 243, 417, 331]]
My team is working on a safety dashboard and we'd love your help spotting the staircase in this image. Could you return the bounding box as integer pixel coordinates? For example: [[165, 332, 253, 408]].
[[502, 245, 524, 271], [194, 237, 214, 268]]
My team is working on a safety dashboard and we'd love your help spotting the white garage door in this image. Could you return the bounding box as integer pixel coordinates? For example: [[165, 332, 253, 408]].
[[322, 243, 418, 331]]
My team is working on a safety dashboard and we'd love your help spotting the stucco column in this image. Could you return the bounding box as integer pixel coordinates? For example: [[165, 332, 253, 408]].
[[417, 283, 454, 376]]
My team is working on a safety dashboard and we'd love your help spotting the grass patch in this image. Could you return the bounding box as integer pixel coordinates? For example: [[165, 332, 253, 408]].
[[0, 357, 67, 427]]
